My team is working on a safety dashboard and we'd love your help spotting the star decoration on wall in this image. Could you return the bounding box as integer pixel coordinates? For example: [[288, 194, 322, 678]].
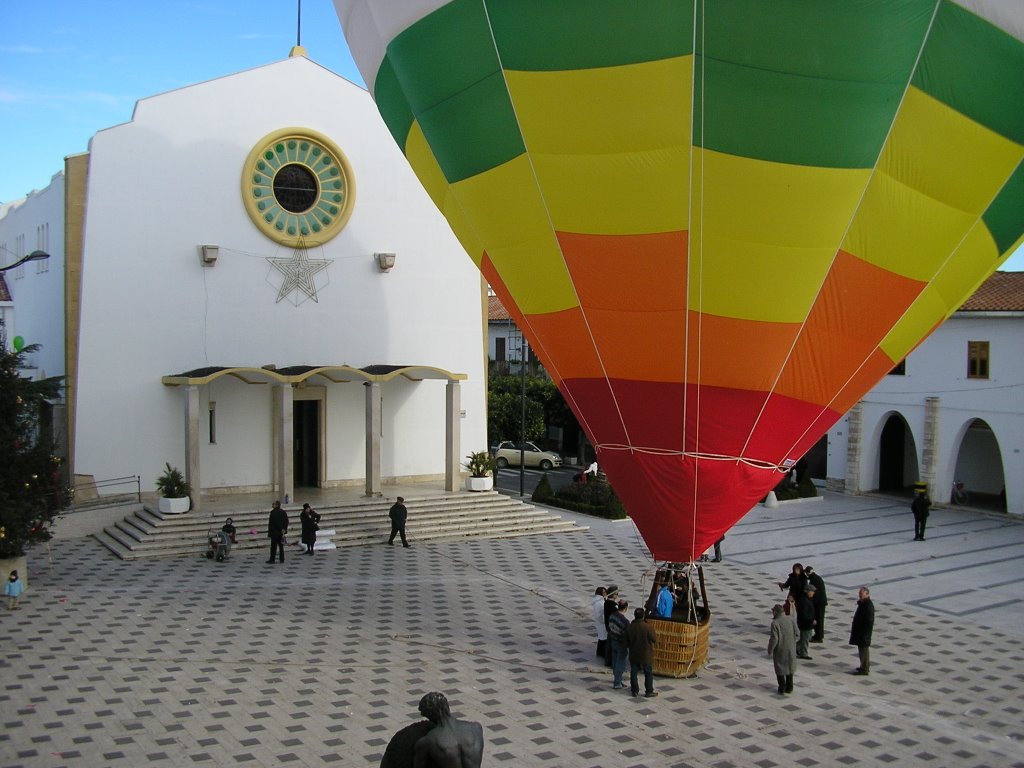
[[266, 240, 332, 305]]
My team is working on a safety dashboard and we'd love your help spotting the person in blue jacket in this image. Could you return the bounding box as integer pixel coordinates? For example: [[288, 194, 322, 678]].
[[655, 581, 675, 618]]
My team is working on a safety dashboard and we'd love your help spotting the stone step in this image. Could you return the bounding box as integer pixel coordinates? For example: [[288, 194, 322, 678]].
[[93, 492, 588, 560]]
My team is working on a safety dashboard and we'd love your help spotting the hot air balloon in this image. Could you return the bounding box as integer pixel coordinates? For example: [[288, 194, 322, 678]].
[[334, 1, 1024, 563]]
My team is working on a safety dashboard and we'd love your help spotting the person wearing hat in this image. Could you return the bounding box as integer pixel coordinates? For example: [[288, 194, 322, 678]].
[[804, 565, 828, 643], [603, 585, 620, 666], [795, 582, 817, 659], [767, 603, 798, 695], [607, 599, 631, 689], [911, 482, 931, 541]]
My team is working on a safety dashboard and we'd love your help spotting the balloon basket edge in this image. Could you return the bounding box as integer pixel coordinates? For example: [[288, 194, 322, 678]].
[[649, 612, 711, 678]]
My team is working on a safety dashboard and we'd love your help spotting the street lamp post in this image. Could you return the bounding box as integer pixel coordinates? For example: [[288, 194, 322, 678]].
[[0, 250, 50, 273], [519, 336, 527, 497]]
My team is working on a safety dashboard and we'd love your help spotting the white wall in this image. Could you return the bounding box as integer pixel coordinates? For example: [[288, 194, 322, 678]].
[[71, 56, 486, 490], [0, 174, 66, 380]]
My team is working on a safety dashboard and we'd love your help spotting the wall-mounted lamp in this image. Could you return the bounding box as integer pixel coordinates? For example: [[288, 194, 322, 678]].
[[375, 252, 396, 272], [199, 244, 219, 266]]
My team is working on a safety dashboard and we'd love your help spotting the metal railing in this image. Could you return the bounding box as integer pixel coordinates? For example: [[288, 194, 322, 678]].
[[71, 474, 141, 508]]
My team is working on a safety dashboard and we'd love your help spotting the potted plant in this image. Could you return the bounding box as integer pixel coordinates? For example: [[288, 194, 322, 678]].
[[463, 451, 496, 492], [155, 463, 192, 514]]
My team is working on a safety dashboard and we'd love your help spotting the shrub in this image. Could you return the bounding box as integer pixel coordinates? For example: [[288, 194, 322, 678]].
[[155, 463, 191, 498], [531, 472, 554, 503]]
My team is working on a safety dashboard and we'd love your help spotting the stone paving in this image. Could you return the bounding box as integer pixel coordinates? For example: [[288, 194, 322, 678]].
[[1, 491, 1022, 767]]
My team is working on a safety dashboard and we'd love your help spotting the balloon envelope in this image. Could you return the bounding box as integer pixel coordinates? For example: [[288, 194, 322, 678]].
[[335, 0, 1024, 560]]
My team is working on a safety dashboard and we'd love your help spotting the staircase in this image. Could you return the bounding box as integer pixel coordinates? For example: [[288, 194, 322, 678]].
[[92, 491, 588, 560]]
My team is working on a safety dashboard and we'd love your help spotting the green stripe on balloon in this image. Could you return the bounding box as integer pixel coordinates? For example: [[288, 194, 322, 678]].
[[914, 2, 1024, 145]]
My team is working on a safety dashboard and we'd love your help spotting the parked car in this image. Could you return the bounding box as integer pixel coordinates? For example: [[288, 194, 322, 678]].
[[493, 441, 562, 470]]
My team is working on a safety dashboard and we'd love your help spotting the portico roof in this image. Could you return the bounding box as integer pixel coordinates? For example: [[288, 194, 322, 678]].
[[162, 364, 467, 386]]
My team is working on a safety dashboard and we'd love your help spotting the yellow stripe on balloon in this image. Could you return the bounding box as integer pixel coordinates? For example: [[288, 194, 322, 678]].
[[880, 87, 1024, 222], [505, 59, 693, 236], [690, 148, 869, 322], [843, 88, 1022, 283], [450, 155, 578, 314], [879, 224, 999, 361], [405, 121, 487, 266]]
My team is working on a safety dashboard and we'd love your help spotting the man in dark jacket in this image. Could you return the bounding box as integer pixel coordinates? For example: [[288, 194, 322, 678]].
[[388, 496, 410, 547], [805, 565, 828, 643], [849, 586, 875, 675], [626, 608, 658, 698], [266, 500, 289, 563], [911, 485, 931, 540], [795, 583, 817, 659]]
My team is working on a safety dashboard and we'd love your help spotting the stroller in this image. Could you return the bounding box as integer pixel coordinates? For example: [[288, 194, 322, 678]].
[[205, 518, 237, 562]]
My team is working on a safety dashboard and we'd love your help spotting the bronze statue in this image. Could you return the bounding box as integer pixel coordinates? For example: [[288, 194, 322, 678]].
[[381, 692, 484, 768]]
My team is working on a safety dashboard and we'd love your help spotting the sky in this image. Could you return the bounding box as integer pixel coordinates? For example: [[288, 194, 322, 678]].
[[2, 1, 1021, 270]]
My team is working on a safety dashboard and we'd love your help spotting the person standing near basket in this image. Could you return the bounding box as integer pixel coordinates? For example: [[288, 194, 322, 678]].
[[626, 608, 658, 698], [607, 599, 631, 690]]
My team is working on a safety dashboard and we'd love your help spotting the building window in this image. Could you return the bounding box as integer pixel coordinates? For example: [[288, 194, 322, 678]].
[[888, 360, 906, 376], [967, 341, 989, 379], [495, 337, 506, 363], [208, 402, 217, 444]]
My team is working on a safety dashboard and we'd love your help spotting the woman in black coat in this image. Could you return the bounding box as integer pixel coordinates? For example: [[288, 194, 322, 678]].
[[299, 503, 321, 555], [849, 586, 875, 675]]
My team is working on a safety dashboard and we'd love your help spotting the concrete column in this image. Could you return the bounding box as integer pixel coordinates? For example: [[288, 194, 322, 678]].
[[921, 396, 940, 498], [184, 385, 201, 513], [365, 382, 382, 497], [445, 381, 461, 492], [845, 402, 863, 494], [276, 384, 294, 503]]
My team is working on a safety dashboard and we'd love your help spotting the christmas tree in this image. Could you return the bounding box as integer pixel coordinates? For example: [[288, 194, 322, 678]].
[[0, 332, 69, 558]]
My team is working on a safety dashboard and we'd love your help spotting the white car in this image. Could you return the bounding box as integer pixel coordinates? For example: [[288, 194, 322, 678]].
[[493, 441, 562, 470]]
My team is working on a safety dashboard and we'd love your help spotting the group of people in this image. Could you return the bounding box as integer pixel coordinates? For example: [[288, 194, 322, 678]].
[[769, 562, 875, 694], [263, 496, 411, 563], [265, 500, 323, 563], [592, 585, 660, 698]]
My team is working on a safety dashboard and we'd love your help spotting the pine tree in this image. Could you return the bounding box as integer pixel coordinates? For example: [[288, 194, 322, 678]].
[[0, 333, 69, 558]]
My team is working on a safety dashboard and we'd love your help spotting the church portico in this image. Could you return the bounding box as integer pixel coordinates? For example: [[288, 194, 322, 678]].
[[163, 365, 466, 513]]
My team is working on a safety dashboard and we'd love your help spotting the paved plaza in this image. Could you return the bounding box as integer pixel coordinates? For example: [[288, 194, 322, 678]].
[[1, 490, 1022, 767]]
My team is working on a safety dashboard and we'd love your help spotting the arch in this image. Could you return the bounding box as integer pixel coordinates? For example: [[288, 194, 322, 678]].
[[875, 411, 919, 494], [946, 417, 1007, 512]]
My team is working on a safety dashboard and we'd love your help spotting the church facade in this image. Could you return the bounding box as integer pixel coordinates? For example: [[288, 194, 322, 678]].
[[0, 53, 489, 509]]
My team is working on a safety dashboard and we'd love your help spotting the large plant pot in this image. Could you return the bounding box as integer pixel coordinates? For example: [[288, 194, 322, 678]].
[[159, 496, 191, 514], [0, 554, 28, 590], [465, 476, 493, 492]]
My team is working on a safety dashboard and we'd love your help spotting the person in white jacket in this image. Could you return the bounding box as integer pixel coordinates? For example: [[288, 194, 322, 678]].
[[592, 586, 608, 658]]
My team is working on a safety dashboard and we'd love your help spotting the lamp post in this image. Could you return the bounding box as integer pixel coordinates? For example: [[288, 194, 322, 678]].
[[0, 250, 50, 273], [519, 335, 527, 498]]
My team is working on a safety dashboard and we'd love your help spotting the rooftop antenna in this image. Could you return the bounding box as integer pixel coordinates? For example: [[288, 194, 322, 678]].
[[289, 0, 307, 57]]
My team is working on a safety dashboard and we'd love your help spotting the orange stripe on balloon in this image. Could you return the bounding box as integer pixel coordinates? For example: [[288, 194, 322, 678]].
[[776, 250, 925, 406], [557, 230, 688, 310]]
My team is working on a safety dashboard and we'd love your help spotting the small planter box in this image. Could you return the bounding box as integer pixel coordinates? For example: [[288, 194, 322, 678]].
[[159, 496, 191, 514], [465, 476, 494, 492]]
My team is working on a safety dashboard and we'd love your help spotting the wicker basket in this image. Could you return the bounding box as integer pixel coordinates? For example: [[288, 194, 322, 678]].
[[648, 612, 712, 678]]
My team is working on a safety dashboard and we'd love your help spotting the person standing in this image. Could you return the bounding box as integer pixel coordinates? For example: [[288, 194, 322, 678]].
[[911, 483, 931, 541], [767, 603, 798, 695], [388, 496, 410, 547], [299, 503, 321, 555], [805, 565, 828, 643], [603, 585, 619, 667], [266, 500, 289, 564], [654, 580, 675, 618], [849, 586, 875, 675], [5, 570, 24, 609], [607, 599, 631, 690], [795, 583, 817, 659], [626, 608, 658, 698], [712, 536, 724, 562], [592, 587, 608, 659], [778, 563, 807, 599]]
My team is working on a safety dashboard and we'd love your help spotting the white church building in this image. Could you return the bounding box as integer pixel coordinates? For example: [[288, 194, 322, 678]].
[[0, 51, 489, 512]]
